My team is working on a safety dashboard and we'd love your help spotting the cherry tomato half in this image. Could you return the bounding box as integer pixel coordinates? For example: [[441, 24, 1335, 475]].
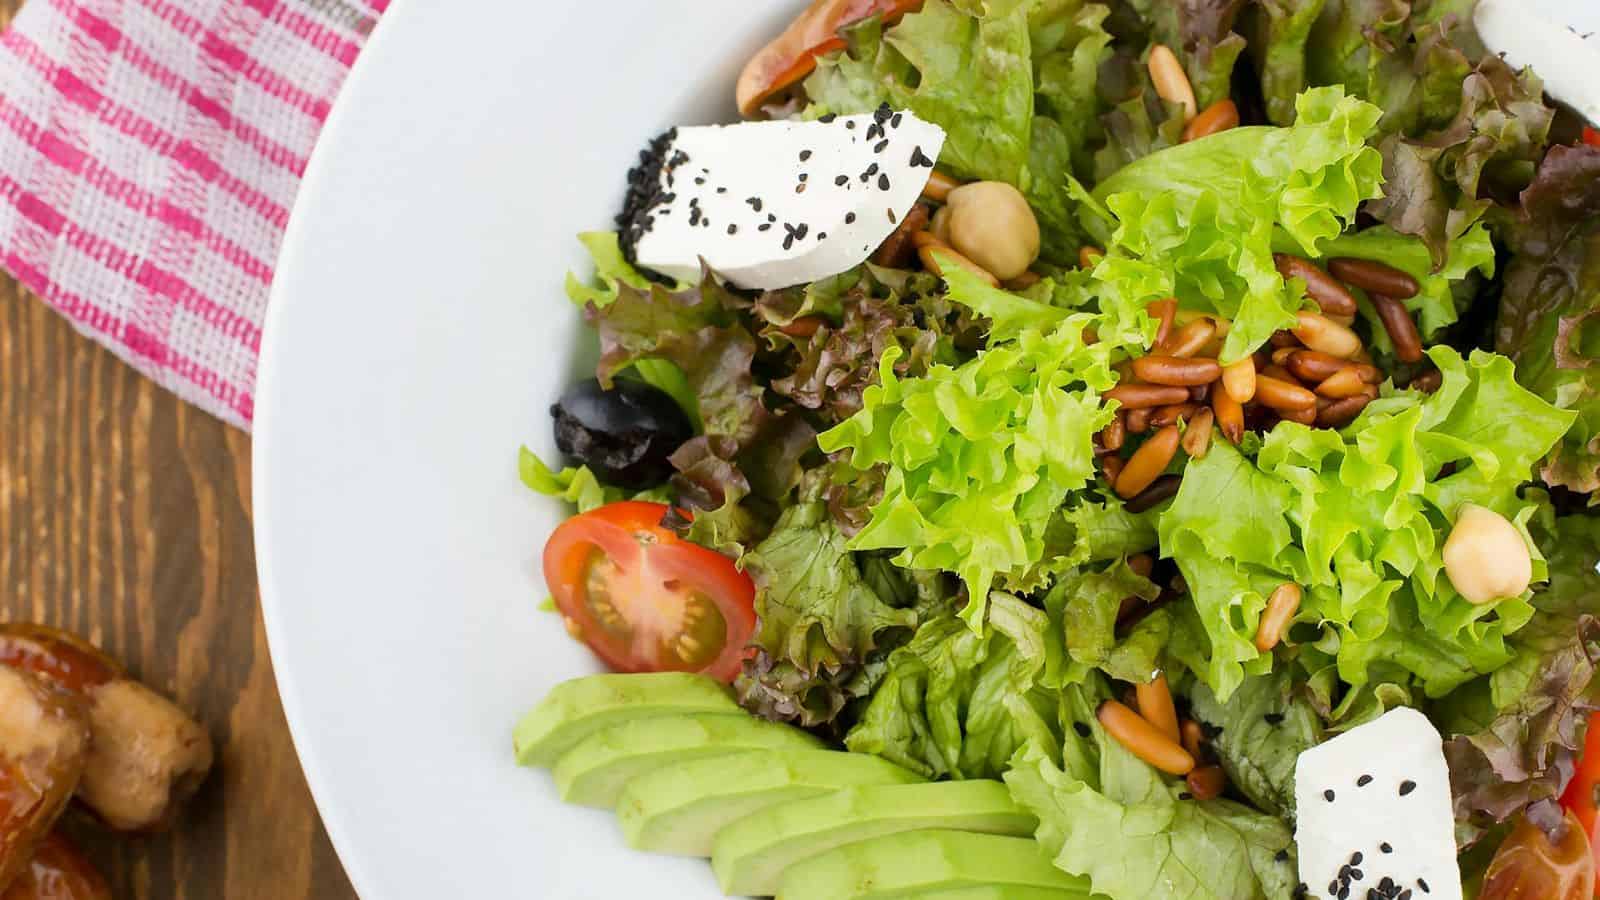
[[1482, 809, 1597, 900], [1583, 128, 1600, 149], [735, 0, 924, 116], [543, 502, 756, 683], [1560, 711, 1600, 887]]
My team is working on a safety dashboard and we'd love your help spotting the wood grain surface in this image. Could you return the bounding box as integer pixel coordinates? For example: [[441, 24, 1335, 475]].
[[0, 41, 358, 896]]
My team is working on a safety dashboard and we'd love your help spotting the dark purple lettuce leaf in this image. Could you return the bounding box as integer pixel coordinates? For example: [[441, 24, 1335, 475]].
[[1365, 55, 1552, 268], [1493, 146, 1600, 495]]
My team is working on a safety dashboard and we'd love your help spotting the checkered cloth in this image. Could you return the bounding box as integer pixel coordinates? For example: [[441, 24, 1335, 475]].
[[0, 0, 387, 428]]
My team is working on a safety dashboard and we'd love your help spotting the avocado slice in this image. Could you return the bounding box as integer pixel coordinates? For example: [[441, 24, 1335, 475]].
[[774, 829, 1094, 900], [616, 749, 922, 857], [513, 673, 738, 767], [712, 780, 1038, 896], [552, 713, 822, 807], [880, 887, 1090, 900]]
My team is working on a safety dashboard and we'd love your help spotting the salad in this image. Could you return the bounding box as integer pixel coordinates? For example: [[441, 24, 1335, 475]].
[[516, 1, 1600, 898]]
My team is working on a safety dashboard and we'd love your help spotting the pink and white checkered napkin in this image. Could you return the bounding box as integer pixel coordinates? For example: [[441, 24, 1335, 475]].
[[0, 0, 388, 429]]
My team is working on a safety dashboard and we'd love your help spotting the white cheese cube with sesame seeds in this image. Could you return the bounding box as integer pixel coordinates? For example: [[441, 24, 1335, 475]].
[[1476, 0, 1600, 125], [1294, 708, 1462, 900], [622, 108, 946, 290]]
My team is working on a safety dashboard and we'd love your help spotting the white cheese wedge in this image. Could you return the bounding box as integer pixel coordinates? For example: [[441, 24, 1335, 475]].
[[1294, 707, 1462, 900], [1476, 0, 1600, 125], [623, 109, 946, 290]]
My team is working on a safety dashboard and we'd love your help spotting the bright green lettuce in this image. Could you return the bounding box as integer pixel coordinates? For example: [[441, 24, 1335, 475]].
[[1003, 676, 1299, 900], [845, 592, 1064, 780], [517, 447, 671, 512], [1080, 87, 1385, 362], [1186, 668, 1321, 819], [819, 268, 1139, 626], [1161, 347, 1576, 704]]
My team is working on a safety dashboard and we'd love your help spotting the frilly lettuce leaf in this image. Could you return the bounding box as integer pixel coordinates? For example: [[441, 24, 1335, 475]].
[[819, 268, 1131, 627], [844, 592, 1064, 779], [737, 500, 950, 731], [1003, 675, 1299, 900], [516, 448, 672, 512], [1494, 146, 1600, 496], [1187, 667, 1322, 819], [1080, 87, 1385, 362], [1161, 347, 1575, 703]]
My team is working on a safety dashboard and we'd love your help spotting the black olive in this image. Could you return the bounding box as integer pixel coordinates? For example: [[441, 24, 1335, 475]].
[[551, 378, 693, 490]]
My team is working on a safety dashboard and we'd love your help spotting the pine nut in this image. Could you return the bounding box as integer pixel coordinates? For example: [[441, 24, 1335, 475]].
[[1150, 403, 1199, 428], [1411, 369, 1443, 393], [921, 170, 962, 203], [1274, 254, 1358, 318], [1278, 405, 1317, 426], [1287, 349, 1380, 384], [1212, 388, 1244, 444], [1005, 271, 1042, 291], [1256, 375, 1318, 412], [1371, 294, 1424, 363], [1147, 45, 1197, 121], [1126, 474, 1182, 513], [1079, 246, 1104, 269], [1315, 367, 1369, 399], [1188, 382, 1211, 403], [777, 316, 825, 339], [1161, 318, 1218, 358], [1128, 553, 1154, 577], [1101, 412, 1127, 452], [1116, 425, 1181, 499], [913, 233, 1000, 287], [1270, 346, 1298, 366], [1102, 454, 1125, 484], [1136, 674, 1182, 743], [1180, 720, 1206, 758], [1221, 358, 1256, 404], [1132, 356, 1222, 386], [1098, 700, 1196, 775], [1316, 394, 1371, 428], [1186, 765, 1227, 801], [1269, 329, 1300, 349], [1261, 363, 1297, 383], [1126, 407, 1151, 434], [1105, 384, 1191, 409], [1292, 311, 1362, 359], [1328, 257, 1420, 300], [1182, 99, 1239, 142], [1182, 409, 1215, 459], [1147, 298, 1178, 347], [1253, 583, 1302, 652]]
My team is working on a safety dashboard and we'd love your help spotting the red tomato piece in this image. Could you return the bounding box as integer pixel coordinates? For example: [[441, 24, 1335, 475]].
[[1561, 711, 1600, 889], [542, 502, 756, 683], [1482, 809, 1596, 900], [735, 0, 925, 116], [1583, 127, 1600, 148]]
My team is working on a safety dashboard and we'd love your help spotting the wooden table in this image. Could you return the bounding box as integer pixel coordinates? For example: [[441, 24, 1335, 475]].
[[0, 7, 358, 891]]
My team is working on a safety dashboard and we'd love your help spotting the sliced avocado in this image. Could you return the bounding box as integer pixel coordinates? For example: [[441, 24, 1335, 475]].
[[775, 829, 1093, 900], [513, 673, 737, 767], [880, 887, 1091, 900], [616, 749, 922, 857], [712, 780, 1038, 896], [552, 713, 822, 807]]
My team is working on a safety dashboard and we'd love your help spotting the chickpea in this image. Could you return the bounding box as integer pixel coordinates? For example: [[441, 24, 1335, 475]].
[[944, 181, 1041, 281], [930, 204, 953, 244], [1443, 504, 1533, 605]]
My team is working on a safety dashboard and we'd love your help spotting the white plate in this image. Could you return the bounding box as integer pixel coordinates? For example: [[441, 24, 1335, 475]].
[[254, 1, 1597, 897], [254, 1, 794, 897]]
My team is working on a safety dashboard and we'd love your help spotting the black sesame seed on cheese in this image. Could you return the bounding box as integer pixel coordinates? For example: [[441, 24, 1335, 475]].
[[878, 173, 891, 190], [1417, 878, 1429, 893], [747, 197, 763, 212], [887, 208, 897, 225], [799, 149, 813, 161], [727, 224, 738, 235], [846, 120, 857, 129], [874, 139, 890, 153], [799, 173, 809, 182], [1323, 790, 1335, 802], [1357, 775, 1373, 787], [891, 112, 903, 128], [759, 223, 773, 232], [796, 184, 807, 194], [1379, 843, 1392, 854], [818, 113, 837, 123], [835, 175, 850, 186], [1398, 780, 1416, 796], [845, 212, 857, 224]]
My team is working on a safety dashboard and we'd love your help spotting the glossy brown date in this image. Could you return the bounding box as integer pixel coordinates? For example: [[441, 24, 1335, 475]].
[[0, 668, 89, 893], [0, 832, 109, 900]]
